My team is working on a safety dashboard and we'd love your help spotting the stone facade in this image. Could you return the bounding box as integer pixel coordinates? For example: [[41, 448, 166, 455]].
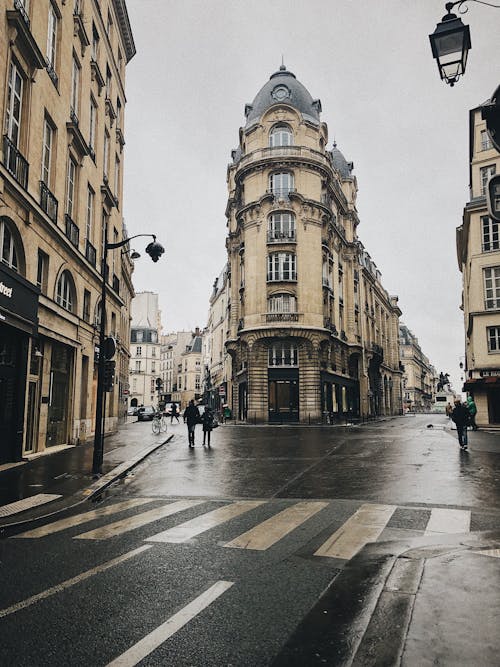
[[128, 292, 161, 409], [210, 66, 402, 424], [457, 104, 500, 426], [0, 0, 135, 461], [399, 323, 437, 412]]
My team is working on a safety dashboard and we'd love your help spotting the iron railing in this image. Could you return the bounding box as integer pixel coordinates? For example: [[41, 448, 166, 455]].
[[40, 180, 58, 223], [85, 239, 96, 267], [267, 231, 296, 243], [14, 0, 30, 26], [3, 135, 29, 189], [65, 214, 79, 247]]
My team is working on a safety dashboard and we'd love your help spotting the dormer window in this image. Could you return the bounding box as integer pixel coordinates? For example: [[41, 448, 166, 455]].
[[269, 124, 293, 147]]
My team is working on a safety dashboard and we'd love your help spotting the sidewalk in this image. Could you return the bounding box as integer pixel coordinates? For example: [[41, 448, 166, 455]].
[[273, 529, 500, 666], [0, 418, 172, 532]]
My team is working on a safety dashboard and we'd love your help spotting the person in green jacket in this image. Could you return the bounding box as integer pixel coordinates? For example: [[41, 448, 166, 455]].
[[466, 395, 478, 431]]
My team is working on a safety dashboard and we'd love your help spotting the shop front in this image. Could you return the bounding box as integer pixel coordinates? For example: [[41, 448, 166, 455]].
[[465, 372, 500, 425], [268, 368, 299, 422], [0, 264, 39, 462], [321, 371, 360, 422]]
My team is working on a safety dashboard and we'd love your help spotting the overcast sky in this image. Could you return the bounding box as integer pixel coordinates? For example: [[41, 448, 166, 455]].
[[123, 0, 498, 393]]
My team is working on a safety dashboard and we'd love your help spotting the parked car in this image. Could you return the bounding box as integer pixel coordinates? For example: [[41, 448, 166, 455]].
[[127, 406, 138, 416], [137, 406, 156, 421]]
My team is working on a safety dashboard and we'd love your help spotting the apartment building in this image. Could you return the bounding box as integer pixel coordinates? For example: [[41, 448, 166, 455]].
[[128, 292, 161, 409], [399, 323, 437, 412], [0, 0, 135, 461]]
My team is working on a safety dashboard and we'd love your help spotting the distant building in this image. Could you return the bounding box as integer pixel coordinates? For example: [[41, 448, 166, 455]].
[[160, 330, 193, 401], [204, 266, 231, 413], [210, 66, 402, 423], [399, 324, 438, 412], [0, 0, 135, 461], [129, 292, 161, 408], [457, 101, 500, 426], [175, 329, 203, 409]]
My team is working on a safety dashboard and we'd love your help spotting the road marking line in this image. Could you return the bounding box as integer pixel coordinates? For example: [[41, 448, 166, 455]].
[[106, 580, 234, 667], [73, 500, 205, 540], [474, 549, 500, 558], [223, 501, 328, 551], [314, 503, 396, 560], [0, 493, 62, 517], [146, 500, 265, 543], [424, 508, 471, 535], [13, 498, 155, 538], [0, 545, 152, 619]]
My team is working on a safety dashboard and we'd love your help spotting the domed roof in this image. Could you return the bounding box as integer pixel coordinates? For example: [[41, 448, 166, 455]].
[[330, 142, 353, 178], [245, 65, 321, 126]]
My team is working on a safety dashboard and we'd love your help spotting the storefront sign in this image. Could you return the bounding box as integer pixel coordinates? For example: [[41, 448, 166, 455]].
[[480, 370, 500, 377], [0, 265, 39, 328]]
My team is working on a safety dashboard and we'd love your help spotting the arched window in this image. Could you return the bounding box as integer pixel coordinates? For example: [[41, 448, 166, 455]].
[[0, 219, 19, 271], [268, 342, 298, 367], [268, 212, 295, 242], [267, 252, 297, 281], [268, 293, 297, 313], [269, 124, 293, 147], [269, 172, 294, 199], [56, 270, 75, 312]]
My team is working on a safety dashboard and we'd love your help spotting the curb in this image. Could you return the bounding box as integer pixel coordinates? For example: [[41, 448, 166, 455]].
[[0, 435, 173, 535]]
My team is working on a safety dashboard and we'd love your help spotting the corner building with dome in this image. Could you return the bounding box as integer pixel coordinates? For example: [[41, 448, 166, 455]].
[[209, 66, 403, 423]]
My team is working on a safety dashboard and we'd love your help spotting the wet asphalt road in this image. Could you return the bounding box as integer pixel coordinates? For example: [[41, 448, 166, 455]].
[[1, 415, 499, 666]]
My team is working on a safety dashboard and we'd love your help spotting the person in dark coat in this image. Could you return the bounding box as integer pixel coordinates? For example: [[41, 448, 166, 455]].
[[170, 402, 180, 424], [183, 400, 200, 448], [451, 399, 469, 449], [202, 407, 215, 447]]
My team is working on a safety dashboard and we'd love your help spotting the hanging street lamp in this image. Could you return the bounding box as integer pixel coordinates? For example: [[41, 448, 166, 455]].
[[429, 2, 471, 87]]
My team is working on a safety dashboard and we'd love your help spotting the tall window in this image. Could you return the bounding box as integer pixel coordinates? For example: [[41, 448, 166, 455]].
[[66, 157, 77, 217], [37, 249, 48, 291], [322, 255, 333, 288], [41, 119, 53, 186], [488, 326, 500, 352], [268, 212, 295, 241], [268, 293, 296, 313], [482, 216, 499, 252], [106, 10, 113, 37], [338, 262, 344, 303], [268, 342, 298, 367], [269, 124, 293, 147], [269, 172, 294, 198], [136, 346, 142, 356], [103, 131, 110, 179], [89, 98, 97, 153], [56, 270, 74, 312], [83, 289, 91, 322], [0, 219, 19, 271], [70, 56, 80, 116], [481, 129, 492, 151], [480, 165, 496, 196], [86, 187, 94, 242], [114, 155, 120, 197], [92, 24, 99, 60], [116, 98, 122, 129], [268, 252, 296, 281], [46, 4, 58, 70], [5, 62, 23, 147], [484, 266, 500, 310], [105, 65, 112, 99]]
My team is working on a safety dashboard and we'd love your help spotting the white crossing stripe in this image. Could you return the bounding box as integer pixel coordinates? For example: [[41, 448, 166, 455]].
[[0, 493, 62, 517], [106, 580, 234, 667], [0, 545, 152, 619], [314, 503, 396, 560], [224, 501, 328, 551], [474, 549, 500, 558], [14, 498, 155, 538], [147, 500, 265, 543], [424, 508, 471, 535], [74, 500, 205, 540]]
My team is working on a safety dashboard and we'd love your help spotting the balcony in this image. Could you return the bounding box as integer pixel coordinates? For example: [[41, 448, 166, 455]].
[[267, 230, 296, 243], [322, 277, 332, 289], [266, 188, 297, 203], [40, 181, 58, 223], [90, 58, 105, 94], [238, 145, 331, 172], [267, 272, 297, 282], [3, 135, 29, 189], [6, 3, 45, 69], [323, 318, 338, 335], [64, 214, 79, 248], [46, 61, 58, 88], [105, 97, 117, 125], [265, 312, 301, 323], [85, 239, 96, 267], [67, 111, 90, 158], [14, 0, 29, 26]]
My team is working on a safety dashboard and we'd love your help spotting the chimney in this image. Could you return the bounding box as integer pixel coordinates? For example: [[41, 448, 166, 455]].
[[194, 327, 200, 336]]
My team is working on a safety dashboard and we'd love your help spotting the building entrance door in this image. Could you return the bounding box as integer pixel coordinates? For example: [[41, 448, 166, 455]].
[[46, 343, 73, 447], [268, 378, 299, 422], [488, 388, 500, 423], [0, 326, 20, 462]]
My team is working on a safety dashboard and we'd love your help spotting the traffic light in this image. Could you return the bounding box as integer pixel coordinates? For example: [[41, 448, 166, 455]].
[[145, 239, 165, 262], [487, 174, 500, 223], [104, 360, 116, 392], [155, 377, 163, 392]]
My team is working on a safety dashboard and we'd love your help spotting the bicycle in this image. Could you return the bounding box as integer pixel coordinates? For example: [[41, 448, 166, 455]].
[[152, 412, 168, 435]]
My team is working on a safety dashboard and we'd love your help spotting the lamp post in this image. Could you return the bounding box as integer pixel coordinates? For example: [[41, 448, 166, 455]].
[[92, 233, 164, 476]]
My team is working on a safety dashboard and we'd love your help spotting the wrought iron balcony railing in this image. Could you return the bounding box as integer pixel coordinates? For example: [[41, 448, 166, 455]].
[[85, 239, 96, 267], [265, 312, 300, 323], [46, 60, 58, 87], [112, 274, 120, 294], [14, 0, 30, 27], [3, 135, 29, 189], [40, 180, 58, 223], [267, 231, 296, 243], [64, 214, 79, 248]]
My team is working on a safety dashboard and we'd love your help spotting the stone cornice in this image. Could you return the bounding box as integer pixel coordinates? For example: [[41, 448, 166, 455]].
[[112, 0, 136, 63]]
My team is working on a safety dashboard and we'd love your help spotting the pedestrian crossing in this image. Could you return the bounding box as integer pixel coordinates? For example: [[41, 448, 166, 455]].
[[13, 497, 485, 563]]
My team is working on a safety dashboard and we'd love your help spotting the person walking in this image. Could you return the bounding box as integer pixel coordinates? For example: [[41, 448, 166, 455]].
[[202, 406, 215, 447], [170, 402, 180, 424], [183, 400, 200, 448], [466, 395, 478, 430], [451, 399, 469, 449], [445, 402, 453, 419]]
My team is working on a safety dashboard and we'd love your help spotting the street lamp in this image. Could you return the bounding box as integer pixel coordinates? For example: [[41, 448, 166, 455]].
[[429, 2, 471, 87], [92, 233, 164, 475]]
